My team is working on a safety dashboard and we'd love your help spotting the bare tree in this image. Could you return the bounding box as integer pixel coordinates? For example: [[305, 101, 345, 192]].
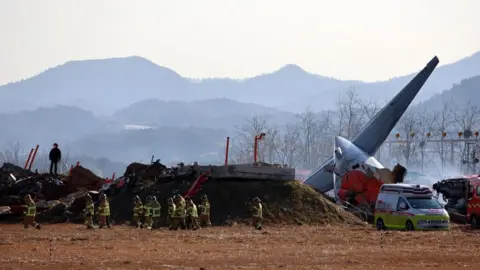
[[396, 110, 418, 166], [1, 142, 23, 166], [361, 100, 382, 121], [433, 100, 455, 174], [335, 87, 365, 139], [415, 110, 437, 172], [231, 115, 271, 164], [454, 101, 480, 132], [453, 101, 480, 170], [296, 108, 319, 168], [271, 122, 301, 167]]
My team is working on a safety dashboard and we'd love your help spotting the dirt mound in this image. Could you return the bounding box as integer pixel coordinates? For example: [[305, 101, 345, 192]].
[[124, 162, 168, 179], [65, 166, 103, 193], [110, 178, 364, 226]]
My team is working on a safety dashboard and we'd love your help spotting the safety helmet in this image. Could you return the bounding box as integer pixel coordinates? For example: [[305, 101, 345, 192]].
[[151, 196, 157, 201], [253, 197, 261, 202]]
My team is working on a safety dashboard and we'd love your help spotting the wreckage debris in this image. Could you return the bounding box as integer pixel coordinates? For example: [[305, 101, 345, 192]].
[[1, 161, 365, 227], [0, 164, 104, 223], [65, 166, 103, 193]]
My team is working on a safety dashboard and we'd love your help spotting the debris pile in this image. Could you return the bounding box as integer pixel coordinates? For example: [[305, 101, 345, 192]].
[[125, 162, 167, 178], [1, 160, 365, 227], [0, 164, 103, 223], [65, 166, 103, 193]]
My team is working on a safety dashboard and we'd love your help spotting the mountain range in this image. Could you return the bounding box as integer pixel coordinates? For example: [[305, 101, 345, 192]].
[[1, 51, 480, 115]]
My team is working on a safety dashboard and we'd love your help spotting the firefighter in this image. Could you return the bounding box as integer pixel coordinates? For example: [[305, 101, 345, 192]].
[[97, 194, 111, 228], [170, 195, 186, 230], [132, 195, 144, 228], [151, 196, 161, 229], [185, 197, 200, 230], [198, 194, 211, 227], [83, 194, 94, 229], [22, 194, 41, 229], [166, 197, 175, 228], [251, 197, 263, 230], [143, 196, 153, 229], [179, 194, 186, 215]]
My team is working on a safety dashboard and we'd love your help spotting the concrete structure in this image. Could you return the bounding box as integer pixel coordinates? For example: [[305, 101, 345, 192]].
[[177, 163, 295, 181]]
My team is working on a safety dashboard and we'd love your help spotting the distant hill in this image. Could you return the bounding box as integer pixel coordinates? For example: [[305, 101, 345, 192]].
[[111, 98, 296, 129], [415, 75, 480, 111], [0, 57, 354, 115], [2, 52, 479, 115], [0, 105, 112, 147], [67, 127, 230, 164], [283, 52, 480, 112]]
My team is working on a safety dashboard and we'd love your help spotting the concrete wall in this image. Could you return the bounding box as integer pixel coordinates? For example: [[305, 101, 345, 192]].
[[178, 164, 295, 181]]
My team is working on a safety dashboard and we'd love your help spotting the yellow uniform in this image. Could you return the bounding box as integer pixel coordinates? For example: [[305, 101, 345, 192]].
[[199, 199, 211, 227], [97, 198, 111, 228], [170, 199, 186, 230], [144, 201, 153, 229], [133, 201, 144, 228], [151, 200, 161, 229], [186, 200, 200, 230], [84, 200, 94, 229], [252, 198, 263, 230], [23, 198, 40, 229], [166, 199, 175, 227]]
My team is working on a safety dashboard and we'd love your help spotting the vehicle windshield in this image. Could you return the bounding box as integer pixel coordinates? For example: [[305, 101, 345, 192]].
[[406, 197, 443, 209]]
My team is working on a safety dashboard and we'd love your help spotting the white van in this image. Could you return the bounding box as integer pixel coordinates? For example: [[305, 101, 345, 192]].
[[374, 183, 450, 231]]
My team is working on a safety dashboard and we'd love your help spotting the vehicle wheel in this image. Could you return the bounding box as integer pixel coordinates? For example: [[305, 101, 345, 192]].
[[406, 220, 415, 231], [376, 218, 385, 230], [471, 215, 478, 229]]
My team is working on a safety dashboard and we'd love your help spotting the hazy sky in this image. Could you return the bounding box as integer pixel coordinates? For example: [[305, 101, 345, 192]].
[[0, 0, 479, 85]]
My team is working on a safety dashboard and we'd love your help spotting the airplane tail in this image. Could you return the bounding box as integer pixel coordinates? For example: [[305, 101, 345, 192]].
[[303, 56, 440, 193], [352, 56, 439, 155]]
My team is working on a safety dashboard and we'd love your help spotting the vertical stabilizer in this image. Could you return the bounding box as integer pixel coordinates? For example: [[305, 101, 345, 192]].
[[352, 56, 439, 155]]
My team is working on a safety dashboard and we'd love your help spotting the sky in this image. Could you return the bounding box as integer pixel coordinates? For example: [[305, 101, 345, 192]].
[[0, 0, 479, 85]]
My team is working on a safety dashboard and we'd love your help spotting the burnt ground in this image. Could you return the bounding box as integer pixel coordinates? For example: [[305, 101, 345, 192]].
[[1, 224, 479, 269]]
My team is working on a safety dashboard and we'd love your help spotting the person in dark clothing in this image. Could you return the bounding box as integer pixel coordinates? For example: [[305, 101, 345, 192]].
[[49, 143, 61, 175]]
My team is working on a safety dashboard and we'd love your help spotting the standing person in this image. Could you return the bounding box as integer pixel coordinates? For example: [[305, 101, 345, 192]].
[[132, 196, 144, 228], [97, 194, 111, 229], [151, 196, 161, 229], [49, 143, 62, 175], [170, 196, 186, 230], [185, 198, 200, 230], [143, 196, 153, 229], [83, 194, 95, 229], [198, 194, 211, 227], [251, 197, 263, 230], [22, 195, 41, 230], [166, 197, 175, 228]]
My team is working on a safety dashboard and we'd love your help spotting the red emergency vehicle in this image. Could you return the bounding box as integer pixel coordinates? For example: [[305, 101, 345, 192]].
[[433, 175, 480, 228]]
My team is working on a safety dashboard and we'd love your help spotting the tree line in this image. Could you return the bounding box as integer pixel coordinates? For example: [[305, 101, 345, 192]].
[[230, 88, 480, 176]]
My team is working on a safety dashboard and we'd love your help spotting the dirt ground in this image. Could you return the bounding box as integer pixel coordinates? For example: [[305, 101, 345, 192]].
[[1, 224, 480, 270]]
